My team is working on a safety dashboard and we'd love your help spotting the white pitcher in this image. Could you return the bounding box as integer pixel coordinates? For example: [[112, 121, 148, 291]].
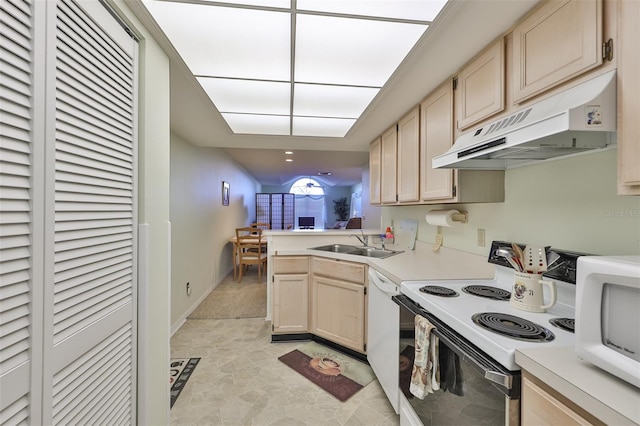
[[510, 272, 557, 313]]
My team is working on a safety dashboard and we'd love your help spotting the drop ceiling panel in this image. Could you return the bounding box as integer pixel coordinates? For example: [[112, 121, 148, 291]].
[[146, 1, 290, 80], [292, 116, 356, 137], [297, 0, 447, 21], [293, 83, 379, 118], [199, 77, 290, 115], [222, 113, 290, 135], [294, 14, 428, 86]]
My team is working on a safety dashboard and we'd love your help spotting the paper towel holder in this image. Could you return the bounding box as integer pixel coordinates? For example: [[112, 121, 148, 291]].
[[426, 210, 468, 225], [427, 210, 468, 252]]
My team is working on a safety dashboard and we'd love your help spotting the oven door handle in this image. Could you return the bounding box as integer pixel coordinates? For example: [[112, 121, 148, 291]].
[[484, 370, 513, 388], [429, 327, 514, 391]]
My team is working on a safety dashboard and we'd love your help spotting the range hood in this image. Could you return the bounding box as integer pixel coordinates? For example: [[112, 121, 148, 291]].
[[433, 70, 617, 170]]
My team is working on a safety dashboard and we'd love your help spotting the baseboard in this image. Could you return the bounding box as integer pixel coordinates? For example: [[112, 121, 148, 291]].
[[170, 284, 215, 336], [271, 333, 368, 363]]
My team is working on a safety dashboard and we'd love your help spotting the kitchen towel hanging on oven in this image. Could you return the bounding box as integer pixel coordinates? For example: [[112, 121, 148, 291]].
[[409, 315, 440, 399]]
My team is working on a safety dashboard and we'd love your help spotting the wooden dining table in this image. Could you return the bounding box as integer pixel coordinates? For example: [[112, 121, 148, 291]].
[[229, 235, 267, 281]]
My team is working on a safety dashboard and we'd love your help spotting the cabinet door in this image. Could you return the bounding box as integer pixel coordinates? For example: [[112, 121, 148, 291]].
[[456, 39, 505, 130], [617, 0, 640, 195], [522, 373, 601, 425], [420, 82, 455, 201], [380, 125, 398, 204], [397, 107, 420, 203], [369, 137, 382, 204], [512, 0, 603, 103], [273, 274, 309, 334], [311, 275, 365, 352]]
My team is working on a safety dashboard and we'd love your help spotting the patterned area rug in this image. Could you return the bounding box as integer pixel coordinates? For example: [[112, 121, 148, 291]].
[[170, 358, 200, 408], [278, 342, 375, 402]]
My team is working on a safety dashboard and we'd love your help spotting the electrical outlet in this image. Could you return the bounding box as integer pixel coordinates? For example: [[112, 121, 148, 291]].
[[186, 282, 191, 296], [477, 229, 486, 247]]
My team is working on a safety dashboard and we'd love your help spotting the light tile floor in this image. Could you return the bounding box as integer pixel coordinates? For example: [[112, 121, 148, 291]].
[[170, 317, 399, 425]]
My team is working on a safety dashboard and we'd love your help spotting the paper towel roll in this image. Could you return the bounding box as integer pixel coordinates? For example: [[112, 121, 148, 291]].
[[425, 210, 464, 227]]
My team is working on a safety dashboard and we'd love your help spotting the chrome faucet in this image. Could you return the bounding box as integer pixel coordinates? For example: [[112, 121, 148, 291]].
[[350, 230, 369, 247]]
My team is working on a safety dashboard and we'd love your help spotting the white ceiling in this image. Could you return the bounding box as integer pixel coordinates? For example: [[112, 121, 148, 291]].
[[132, 0, 540, 187]]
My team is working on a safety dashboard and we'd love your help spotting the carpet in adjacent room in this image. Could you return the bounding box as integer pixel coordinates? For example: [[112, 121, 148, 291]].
[[188, 268, 266, 319]]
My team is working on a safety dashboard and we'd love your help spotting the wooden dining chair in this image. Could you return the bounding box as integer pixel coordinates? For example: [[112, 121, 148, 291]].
[[235, 227, 267, 283], [250, 222, 270, 230]]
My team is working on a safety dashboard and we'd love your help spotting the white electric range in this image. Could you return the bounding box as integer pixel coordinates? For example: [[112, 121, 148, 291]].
[[393, 241, 587, 426], [401, 264, 577, 371]]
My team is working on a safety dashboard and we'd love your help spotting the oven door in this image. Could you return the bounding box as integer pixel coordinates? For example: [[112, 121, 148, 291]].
[[393, 294, 520, 426]]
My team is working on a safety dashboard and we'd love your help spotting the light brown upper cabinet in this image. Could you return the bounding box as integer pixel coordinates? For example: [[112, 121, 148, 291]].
[[421, 81, 505, 204], [397, 107, 420, 203], [369, 137, 382, 204], [456, 39, 505, 130], [380, 125, 398, 204], [420, 82, 455, 201], [617, 0, 640, 195], [512, 0, 603, 104]]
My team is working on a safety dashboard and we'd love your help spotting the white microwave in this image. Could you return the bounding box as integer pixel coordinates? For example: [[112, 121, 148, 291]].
[[575, 255, 640, 388]]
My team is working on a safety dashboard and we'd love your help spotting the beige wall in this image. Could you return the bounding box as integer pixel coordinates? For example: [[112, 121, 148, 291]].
[[383, 149, 640, 256], [170, 135, 260, 329]]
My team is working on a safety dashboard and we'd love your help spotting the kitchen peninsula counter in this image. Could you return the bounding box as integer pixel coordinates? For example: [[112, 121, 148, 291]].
[[516, 346, 640, 425], [265, 229, 496, 284]]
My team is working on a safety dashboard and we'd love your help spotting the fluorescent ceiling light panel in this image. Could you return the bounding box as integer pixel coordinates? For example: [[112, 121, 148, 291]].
[[146, 1, 290, 80], [293, 117, 356, 137], [146, 0, 449, 137], [198, 78, 290, 115], [293, 84, 379, 118], [199, 0, 289, 7], [295, 14, 427, 87], [297, 0, 447, 21], [222, 113, 290, 135]]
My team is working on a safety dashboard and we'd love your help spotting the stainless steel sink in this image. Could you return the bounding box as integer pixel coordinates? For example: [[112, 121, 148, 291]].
[[310, 244, 360, 253], [347, 247, 402, 259], [309, 244, 402, 259]]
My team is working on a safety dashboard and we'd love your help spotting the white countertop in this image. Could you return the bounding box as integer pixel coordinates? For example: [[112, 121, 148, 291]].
[[516, 346, 640, 425], [266, 231, 496, 284]]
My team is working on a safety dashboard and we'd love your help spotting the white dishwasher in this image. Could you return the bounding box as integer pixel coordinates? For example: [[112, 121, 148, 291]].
[[367, 268, 400, 414]]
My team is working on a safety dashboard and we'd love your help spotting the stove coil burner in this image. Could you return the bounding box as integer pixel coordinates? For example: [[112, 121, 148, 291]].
[[462, 285, 511, 301], [549, 317, 575, 333], [419, 285, 459, 297], [472, 312, 555, 342]]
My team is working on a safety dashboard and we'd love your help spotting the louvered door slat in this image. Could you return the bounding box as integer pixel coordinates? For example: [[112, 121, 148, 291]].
[[0, 0, 32, 422], [52, 324, 132, 425]]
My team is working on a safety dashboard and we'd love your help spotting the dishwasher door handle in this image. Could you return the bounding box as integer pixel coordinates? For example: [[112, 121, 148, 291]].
[[368, 269, 399, 295]]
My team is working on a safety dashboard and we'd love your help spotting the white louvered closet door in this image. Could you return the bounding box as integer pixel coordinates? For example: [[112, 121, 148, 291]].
[[0, 0, 138, 424], [0, 0, 38, 423]]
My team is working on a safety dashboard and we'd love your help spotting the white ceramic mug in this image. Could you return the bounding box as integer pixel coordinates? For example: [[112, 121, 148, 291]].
[[510, 272, 557, 313]]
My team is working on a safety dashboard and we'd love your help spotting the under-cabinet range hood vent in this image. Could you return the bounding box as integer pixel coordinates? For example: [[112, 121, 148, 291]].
[[433, 70, 617, 170]]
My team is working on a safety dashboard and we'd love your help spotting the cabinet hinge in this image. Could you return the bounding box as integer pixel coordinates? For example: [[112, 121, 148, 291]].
[[453, 185, 457, 197], [602, 38, 613, 61], [452, 76, 458, 90]]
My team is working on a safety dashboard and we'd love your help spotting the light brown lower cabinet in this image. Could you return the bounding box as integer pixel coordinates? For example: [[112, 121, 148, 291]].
[[310, 257, 367, 353], [521, 371, 604, 426], [272, 256, 309, 334]]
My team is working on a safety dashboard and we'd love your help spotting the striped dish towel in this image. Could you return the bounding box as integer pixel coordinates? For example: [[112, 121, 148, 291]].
[[409, 315, 440, 399]]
